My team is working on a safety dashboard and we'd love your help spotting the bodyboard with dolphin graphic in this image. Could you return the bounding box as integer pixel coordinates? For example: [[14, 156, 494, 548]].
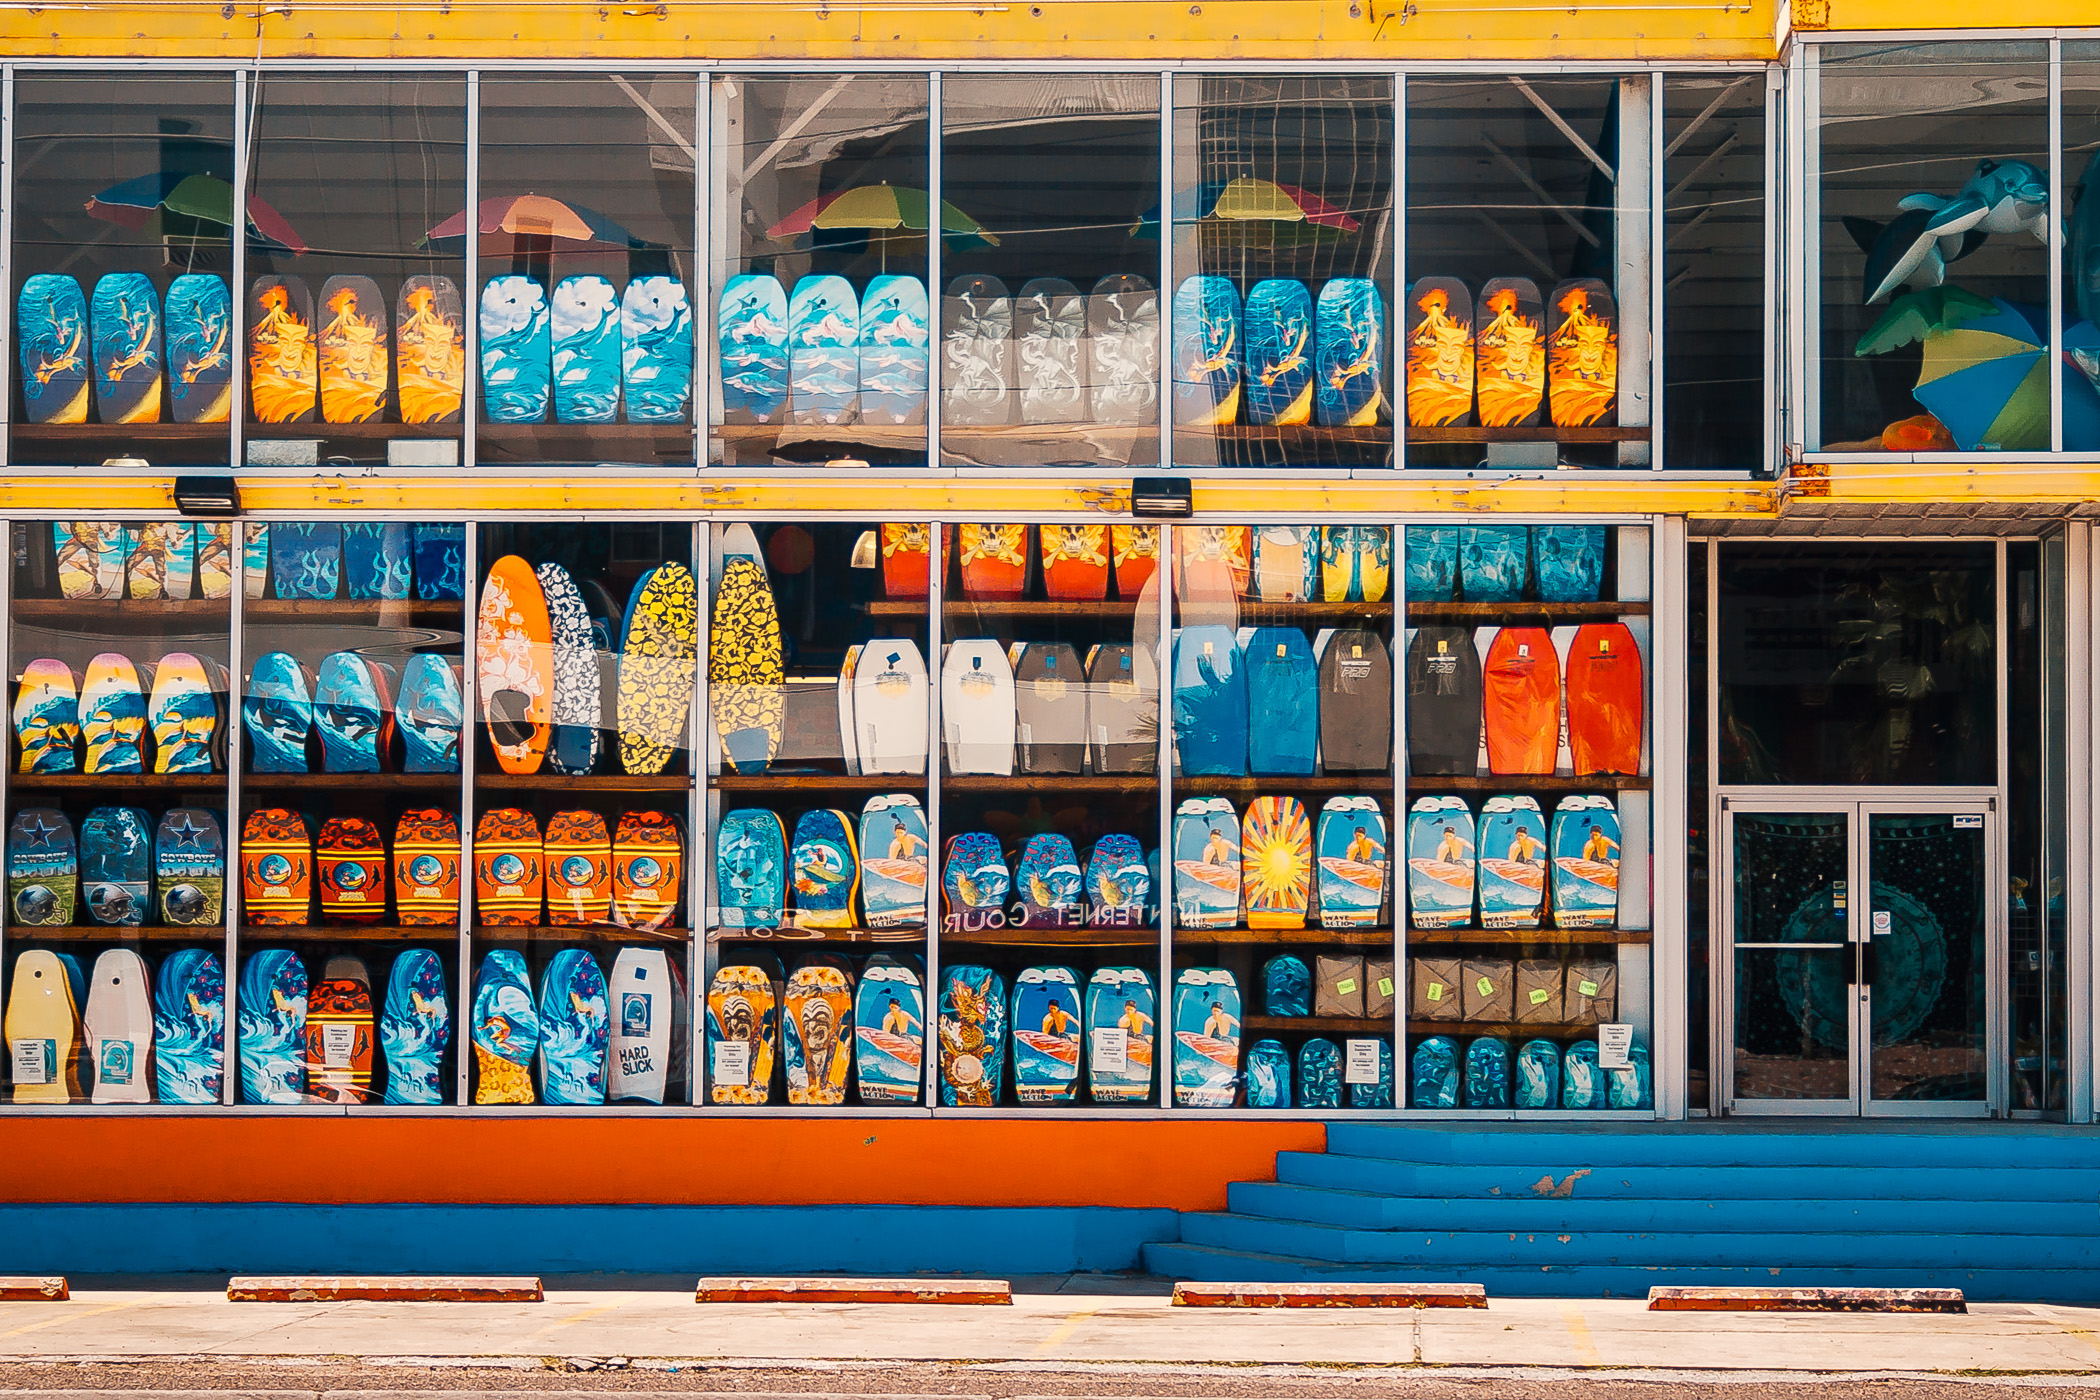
[[479, 274, 552, 423], [938, 963, 1007, 1107], [380, 947, 451, 1105], [1242, 795, 1313, 930], [1172, 626, 1246, 777], [956, 522, 1029, 600], [1011, 965, 1083, 1103], [859, 274, 928, 426], [80, 652, 146, 774], [7, 949, 84, 1103], [242, 808, 313, 926], [1040, 523, 1111, 601], [537, 948, 610, 1105], [474, 806, 544, 926], [621, 274, 694, 423], [239, 947, 308, 1105], [154, 948, 225, 1104], [316, 816, 387, 925], [1084, 966, 1154, 1103], [1316, 277, 1388, 427], [1172, 796, 1241, 930], [9, 810, 77, 926], [1407, 794, 1476, 930], [855, 953, 924, 1104], [608, 947, 685, 1105], [1546, 278, 1617, 428], [80, 805, 150, 926], [249, 275, 318, 423], [1087, 273, 1159, 426], [549, 274, 621, 424], [707, 956, 781, 1104], [1086, 642, 1158, 775], [1016, 276, 1087, 425], [716, 807, 787, 930], [17, 273, 91, 424], [1316, 796, 1387, 930], [393, 809, 460, 926], [90, 271, 163, 423], [398, 654, 463, 774], [1404, 276, 1473, 428], [852, 639, 930, 776], [789, 808, 858, 930], [84, 949, 153, 1104], [1483, 626, 1560, 775], [1566, 622, 1644, 777], [1475, 276, 1545, 428], [471, 948, 539, 1105], [318, 274, 390, 423], [305, 954, 375, 1103], [1171, 968, 1240, 1107], [478, 554, 553, 775], [544, 808, 612, 927], [709, 555, 785, 774], [1252, 525, 1318, 602], [165, 273, 234, 424], [1317, 629, 1391, 774], [1244, 279, 1315, 427], [859, 794, 929, 930], [538, 561, 601, 775], [1551, 794, 1621, 929], [1405, 626, 1480, 777], [783, 954, 855, 1106], [718, 273, 789, 425], [941, 832, 1009, 932], [396, 274, 466, 424], [940, 639, 1016, 776], [1244, 627, 1317, 776], [613, 809, 683, 930], [342, 522, 411, 601], [1014, 832, 1084, 929], [1476, 794, 1548, 929], [942, 274, 1014, 427], [1172, 275, 1242, 426], [788, 273, 859, 426], [15, 658, 80, 774], [1014, 641, 1086, 775], [314, 651, 386, 773], [1086, 834, 1152, 930]]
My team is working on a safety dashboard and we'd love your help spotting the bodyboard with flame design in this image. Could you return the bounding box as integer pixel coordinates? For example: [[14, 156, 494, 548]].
[[957, 523, 1029, 600], [613, 809, 682, 930], [90, 272, 163, 424], [1171, 275, 1242, 427], [1546, 278, 1617, 428], [318, 275, 389, 424], [342, 521, 411, 601], [241, 807, 313, 927], [248, 275, 318, 424], [1040, 523, 1110, 601], [393, 808, 460, 927], [165, 273, 233, 424], [306, 954, 375, 1104], [477, 554, 553, 775], [17, 274, 90, 425], [270, 521, 342, 601], [545, 808, 613, 927], [1404, 276, 1472, 428], [1011, 965, 1082, 1104], [855, 953, 923, 1104], [707, 956, 780, 1105], [1475, 276, 1545, 428], [1244, 279, 1315, 427], [474, 806, 544, 927], [1316, 277, 1388, 429], [316, 816, 387, 924], [783, 954, 855, 1106], [396, 275, 465, 424]]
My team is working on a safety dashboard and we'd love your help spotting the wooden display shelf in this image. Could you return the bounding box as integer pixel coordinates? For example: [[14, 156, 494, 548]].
[[1408, 1019, 1600, 1039], [12, 598, 228, 623], [1406, 600, 1648, 620], [12, 423, 230, 445], [475, 923, 691, 944], [939, 926, 1159, 948], [245, 599, 463, 624], [243, 924, 456, 943], [1244, 1015, 1393, 1035], [6, 924, 222, 942], [943, 773, 1155, 792], [477, 773, 692, 792], [242, 772, 458, 791], [709, 926, 926, 946], [1403, 927, 1650, 945], [712, 772, 917, 791], [1179, 774, 1385, 794], [10, 771, 226, 791], [865, 599, 1391, 622], [1407, 774, 1650, 791], [248, 423, 462, 442], [1174, 926, 1396, 948], [478, 423, 695, 465], [1405, 425, 1648, 444]]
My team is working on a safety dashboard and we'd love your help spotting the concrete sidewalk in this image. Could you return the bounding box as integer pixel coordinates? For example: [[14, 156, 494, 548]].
[[0, 1280, 2097, 1379]]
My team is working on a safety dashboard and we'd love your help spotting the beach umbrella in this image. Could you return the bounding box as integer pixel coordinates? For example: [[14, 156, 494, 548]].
[[424, 194, 656, 253], [1908, 298, 2051, 451], [765, 184, 998, 249], [85, 171, 307, 254], [1131, 176, 1362, 240]]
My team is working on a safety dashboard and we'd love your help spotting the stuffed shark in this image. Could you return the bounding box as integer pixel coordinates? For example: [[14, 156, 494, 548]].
[[1857, 158, 2050, 304]]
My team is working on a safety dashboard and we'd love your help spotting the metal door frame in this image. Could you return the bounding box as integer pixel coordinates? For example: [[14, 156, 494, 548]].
[[1718, 788, 2004, 1118]]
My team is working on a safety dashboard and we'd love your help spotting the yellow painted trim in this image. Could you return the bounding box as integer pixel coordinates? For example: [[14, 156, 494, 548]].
[[0, 0, 1778, 63], [1804, 0, 2095, 30], [1789, 459, 2100, 506]]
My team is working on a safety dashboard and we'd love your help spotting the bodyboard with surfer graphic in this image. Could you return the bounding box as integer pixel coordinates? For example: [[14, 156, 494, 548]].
[[1171, 968, 1240, 1107], [1011, 965, 1083, 1103], [1172, 796, 1241, 930], [1477, 794, 1548, 929], [1084, 966, 1154, 1104], [1316, 796, 1386, 930], [859, 794, 929, 930], [789, 808, 859, 930], [1551, 794, 1620, 929], [248, 275, 317, 424], [855, 953, 924, 1104], [1406, 794, 1475, 930]]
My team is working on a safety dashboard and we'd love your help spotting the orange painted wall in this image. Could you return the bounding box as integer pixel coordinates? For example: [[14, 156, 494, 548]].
[[0, 1119, 1323, 1209]]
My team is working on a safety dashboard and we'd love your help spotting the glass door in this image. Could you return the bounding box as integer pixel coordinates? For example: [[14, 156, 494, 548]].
[[1861, 806, 1990, 1114]]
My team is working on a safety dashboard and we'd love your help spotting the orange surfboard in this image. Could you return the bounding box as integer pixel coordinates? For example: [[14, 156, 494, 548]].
[[393, 808, 460, 927], [474, 806, 544, 927], [1040, 524, 1110, 601], [545, 808, 613, 926], [1565, 622, 1644, 777], [476, 554, 552, 775], [1482, 627, 1559, 777]]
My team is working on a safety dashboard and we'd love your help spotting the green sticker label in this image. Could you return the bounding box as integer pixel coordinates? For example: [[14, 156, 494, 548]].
[[1336, 978, 1357, 995], [1378, 978, 1394, 996], [1476, 976, 1496, 996], [1426, 983, 1444, 1002], [1529, 988, 1551, 1005], [1579, 979, 1600, 997]]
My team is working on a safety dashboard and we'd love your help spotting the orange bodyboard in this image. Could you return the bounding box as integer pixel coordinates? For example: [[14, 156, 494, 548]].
[[305, 955, 375, 1104], [1405, 277, 1474, 428], [241, 808, 313, 926], [393, 808, 461, 926], [1565, 622, 1644, 777], [474, 806, 544, 927], [546, 808, 613, 926], [1482, 627, 1559, 777], [957, 524, 1029, 600], [316, 816, 388, 924], [1174, 526, 1252, 599], [1111, 524, 1159, 599], [1040, 524, 1110, 601], [614, 809, 684, 930], [879, 523, 932, 599]]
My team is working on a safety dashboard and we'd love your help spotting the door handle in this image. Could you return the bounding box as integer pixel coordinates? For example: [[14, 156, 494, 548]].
[[1859, 938, 1879, 987]]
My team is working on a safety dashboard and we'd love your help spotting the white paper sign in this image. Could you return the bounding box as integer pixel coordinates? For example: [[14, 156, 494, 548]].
[[10, 1038, 51, 1086], [713, 1039, 751, 1087], [322, 1024, 357, 1067], [1344, 1038, 1381, 1085], [1872, 910, 1892, 935], [1092, 1026, 1129, 1073], [1598, 1023, 1634, 1070]]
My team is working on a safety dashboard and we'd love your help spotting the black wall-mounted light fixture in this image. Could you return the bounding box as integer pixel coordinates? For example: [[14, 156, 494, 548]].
[[1131, 475, 1194, 518], [172, 474, 241, 517]]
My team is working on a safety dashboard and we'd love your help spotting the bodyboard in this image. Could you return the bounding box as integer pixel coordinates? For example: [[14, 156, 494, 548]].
[[1317, 629, 1392, 774], [1040, 524, 1111, 601], [614, 562, 700, 775], [1087, 273, 1158, 426], [1011, 965, 1083, 1103], [196, 522, 235, 599], [305, 954, 375, 1103], [17, 274, 90, 424], [1244, 279, 1316, 427], [1404, 626, 1480, 777], [479, 274, 552, 423], [1172, 626, 1246, 777], [539, 562, 602, 775], [709, 556, 785, 774], [1459, 525, 1528, 602], [315, 816, 387, 924], [248, 275, 317, 423], [241, 808, 313, 926], [1547, 278, 1617, 428], [90, 271, 163, 423], [941, 831, 1009, 934], [941, 274, 1013, 427], [1316, 277, 1388, 428], [1262, 955, 1311, 1016], [707, 958, 780, 1104], [1086, 642, 1158, 775], [859, 794, 929, 930], [1533, 524, 1607, 604], [1083, 966, 1154, 1104], [397, 654, 463, 774], [878, 523, 932, 600], [318, 274, 390, 424], [477, 554, 553, 774], [1171, 967, 1240, 1107], [1016, 277, 1087, 425], [165, 273, 233, 424], [940, 640, 1016, 776], [537, 948, 610, 1105], [84, 948, 153, 1104], [1475, 276, 1545, 428], [1477, 794, 1548, 930], [7, 949, 83, 1103], [380, 947, 451, 1105], [545, 808, 613, 926], [314, 651, 386, 773], [783, 955, 855, 1105], [341, 522, 411, 601], [15, 658, 80, 774], [1407, 794, 1476, 930], [620, 275, 693, 423], [1171, 275, 1242, 426], [238, 947, 308, 1105], [1405, 276, 1473, 428], [80, 805, 150, 926], [1482, 626, 1560, 775], [1014, 641, 1086, 775], [471, 948, 539, 1105], [855, 953, 924, 1104], [1175, 524, 1253, 599], [858, 274, 928, 426], [9, 810, 77, 926], [1086, 834, 1152, 930], [956, 522, 1029, 600], [1244, 626, 1317, 775], [549, 274, 621, 424], [1402, 524, 1459, 602], [612, 809, 683, 930], [414, 523, 467, 600], [473, 806, 544, 927], [1014, 832, 1084, 929], [1241, 795, 1313, 930], [607, 947, 684, 1105], [1316, 795, 1387, 930], [937, 963, 1007, 1107], [789, 808, 859, 930], [393, 808, 461, 927], [396, 274, 466, 424], [718, 273, 789, 425], [1550, 794, 1621, 930], [1246, 1039, 1292, 1108], [269, 521, 342, 601], [716, 807, 787, 930], [852, 639, 930, 776], [1252, 525, 1318, 602], [1297, 1037, 1342, 1109], [1110, 522, 1160, 598], [1172, 796, 1241, 930], [788, 273, 859, 426], [154, 948, 225, 1104], [79, 651, 146, 774], [1565, 622, 1644, 776]]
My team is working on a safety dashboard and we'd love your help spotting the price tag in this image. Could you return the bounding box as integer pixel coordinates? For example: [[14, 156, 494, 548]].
[[1378, 977, 1394, 996], [10, 1038, 51, 1086], [322, 1023, 357, 1068], [1476, 976, 1496, 997], [1598, 1023, 1633, 1070], [1579, 979, 1600, 997], [1344, 1039, 1381, 1085], [713, 1039, 751, 1087], [1425, 982, 1444, 1003], [1092, 1026, 1129, 1073], [1953, 814, 1983, 829], [1529, 988, 1551, 1005], [1336, 978, 1358, 995]]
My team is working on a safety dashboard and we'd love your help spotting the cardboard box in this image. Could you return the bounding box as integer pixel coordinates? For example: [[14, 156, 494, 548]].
[[1461, 957, 1515, 1022], [1515, 957, 1566, 1024], [1364, 959, 1396, 1019], [1567, 958, 1618, 1022], [1314, 955, 1365, 1017], [1412, 957, 1462, 1021]]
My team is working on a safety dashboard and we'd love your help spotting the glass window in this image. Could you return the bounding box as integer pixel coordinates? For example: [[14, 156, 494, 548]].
[[1406, 78, 1653, 469], [237, 519, 467, 1105], [940, 76, 1162, 468], [1401, 522, 1655, 1111], [2065, 43, 2100, 454], [469, 523, 698, 1107], [6, 519, 234, 1105], [1171, 77, 1394, 471], [1664, 74, 1767, 470], [10, 76, 236, 467], [245, 76, 467, 471], [709, 75, 930, 469], [475, 76, 697, 468], [1716, 543, 1996, 786], [1814, 43, 2049, 452], [702, 520, 933, 1107]]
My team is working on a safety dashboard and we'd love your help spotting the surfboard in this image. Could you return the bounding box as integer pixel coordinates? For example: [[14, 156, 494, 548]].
[[17, 273, 90, 424], [859, 274, 928, 426], [614, 562, 701, 777], [956, 523, 1029, 600], [1459, 525, 1528, 603], [397, 654, 463, 774], [1082, 966, 1154, 1104], [1316, 795, 1386, 930], [860, 794, 929, 931], [153, 948, 224, 1104], [1317, 629, 1391, 774], [788, 274, 859, 426], [1316, 278, 1387, 428], [1406, 794, 1476, 931], [249, 275, 317, 423], [1297, 1037, 1343, 1109], [937, 963, 1007, 1107], [79, 652, 146, 775], [1476, 794, 1547, 930], [942, 274, 1014, 427], [316, 816, 387, 925], [1172, 275, 1242, 426], [607, 947, 685, 1105], [1475, 276, 1545, 428], [1405, 626, 1480, 777], [90, 271, 163, 423], [474, 807, 543, 927], [789, 809, 859, 931], [1009, 965, 1082, 1104], [1566, 622, 1644, 777], [80, 805, 150, 927], [15, 659, 79, 774], [342, 522, 411, 601], [1087, 273, 1158, 426], [613, 809, 683, 931], [710, 555, 785, 775], [719, 273, 790, 425], [537, 947, 610, 1105], [397, 274, 466, 424], [1084, 834, 1151, 930], [855, 953, 924, 1104], [707, 957, 780, 1104], [479, 274, 552, 423], [305, 954, 375, 1103], [1403, 524, 1459, 602], [1547, 278, 1617, 428], [471, 948, 539, 1105], [716, 807, 786, 930], [1176, 525, 1252, 600], [380, 947, 451, 1105], [241, 808, 313, 927], [615, 274, 694, 426], [1085, 642, 1157, 775], [1244, 279, 1315, 427], [1014, 833, 1084, 929], [1040, 524, 1111, 602], [313, 651, 385, 774], [1172, 796, 1241, 930], [1015, 276, 1087, 425], [940, 640, 1016, 776], [1245, 1039, 1291, 1108], [550, 274, 622, 424], [1483, 626, 1559, 775], [9, 810, 76, 926], [151, 809, 224, 927], [1533, 525, 1607, 604], [1244, 627, 1317, 776], [318, 274, 389, 424], [1013, 642, 1086, 776], [879, 523, 932, 600], [1172, 626, 1246, 777], [1171, 967, 1240, 1107], [243, 523, 270, 599], [478, 554, 553, 775], [1251, 526, 1317, 602], [239, 947, 308, 1104], [782, 955, 854, 1106], [851, 639, 929, 776], [1241, 796, 1313, 931], [1404, 276, 1472, 428], [1110, 523, 1160, 599], [414, 523, 467, 601], [82, 949, 153, 1104], [394, 808, 461, 927], [536, 562, 601, 775], [545, 809, 612, 927], [1551, 794, 1621, 930], [941, 832, 1009, 932], [8, 949, 83, 1103]]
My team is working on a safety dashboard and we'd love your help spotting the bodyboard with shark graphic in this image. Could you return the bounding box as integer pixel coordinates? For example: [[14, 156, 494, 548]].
[[1171, 275, 1242, 426], [1317, 628, 1391, 774], [1546, 278, 1617, 428], [380, 947, 451, 1105], [1565, 622, 1644, 777], [1244, 279, 1315, 427], [938, 963, 1007, 1107], [550, 274, 622, 424], [1014, 832, 1084, 929], [787, 274, 859, 426], [17, 273, 90, 424], [1040, 523, 1111, 601], [1405, 276, 1473, 428], [942, 274, 1014, 427], [1242, 795, 1313, 930], [316, 816, 387, 924], [1244, 627, 1317, 776], [7, 949, 84, 1103], [318, 274, 390, 424], [1551, 794, 1621, 929], [1405, 626, 1480, 777], [1407, 794, 1476, 930], [616, 563, 699, 777], [1013, 641, 1086, 776], [1483, 626, 1560, 775], [1252, 525, 1318, 602], [621, 275, 694, 423], [1172, 626, 1246, 777], [396, 274, 466, 424], [612, 809, 683, 930], [718, 273, 789, 425], [710, 555, 784, 774], [1476, 794, 1548, 929], [271, 521, 342, 601], [1087, 273, 1159, 426], [1475, 276, 1545, 428], [155, 809, 224, 926], [239, 947, 308, 1105], [1316, 796, 1387, 930], [855, 953, 924, 1104], [479, 274, 552, 423], [165, 273, 234, 424], [941, 831, 1009, 931], [394, 808, 461, 927], [474, 807, 544, 927], [537, 562, 601, 775], [398, 654, 463, 774], [537, 948, 610, 1105], [1084, 966, 1154, 1103], [79, 652, 146, 774], [707, 957, 781, 1104], [789, 808, 859, 930], [15, 658, 79, 774], [859, 274, 928, 425], [471, 948, 539, 1105], [607, 947, 685, 1105], [478, 554, 553, 775], [1011, 965, 1082, 1103], [241, 808, 313, 926], [783, 955, 855, 1106], [90, 271, 163, 423], [1172, 796, 1241, 930], [305, 954, 375, 1103], [1171, 967, 1240, 1107], [544, 808, 613, 926], [940, 639, 1016, 776], [154, 948, 225, 1104], [1016, 276, 1087, 425], [716, 807, 787, 930], [249, 275, 317, 423], [9, 810, 77, 926], [314, 651, 387, 773], [852, 639, 930, 776], [1316, 277, 1388, 428], [859, 794, 929, 930], [80, 805, 150, 926], [84, 949, 153, 1104]]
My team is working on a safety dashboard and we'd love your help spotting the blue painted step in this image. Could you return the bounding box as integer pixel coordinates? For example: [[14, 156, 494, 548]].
[[1324, 1123, 2100, 1170]]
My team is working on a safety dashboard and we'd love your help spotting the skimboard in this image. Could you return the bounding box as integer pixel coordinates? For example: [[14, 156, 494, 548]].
[[1483, 626, 1559, 775], [878, 523, 932, 599], [1316, 278, 1387, 428], [1086, 834, 1151, 929], [50, 523, 109, 599], [1014, 641, 1085, 775], [398, 654, 463, 773], [621, 275, 694, 424], [1172, 796, 1241, 930], [1406, 794, 1476, 931], [1316, 796, 1387, 930], [1477, 794, 1548, 929], [941, 832, 1009, 933], [1297, 1037, 1342, 1109], [394, 808, 461, 927], [938, 963, 1007, 1107], [242, 808, 313, 927], [1403, 524, 1458, 602], [479, 274, 552, 423], [1551, 794, 1621, 930], [9, 810, 76, 926], [1533, 524, 1606, 603], [613, 809, 683, 930], [859, 274, 928, 425], [859, 794, 928, 930], [1262, 955, 1311, 1016], [84, 949, 153, 1103], [18, 273, 90, 424], [788, 273, 859, 426], [545, 808, 612, 927], [154, 949, 225, 1104], [478, 554, 553, 775], [940, 640, 1016, 776], [272, 521, 342, 601], [942, 274, 1013, 427], [474, 807, 544, 927], [550, 274, 621, 424], [306, 954, 375, 1103], [248, 275, 317, 423], [318, 274, 390, 423], [1460, 525, 1527, 602], [616, 563, 699, 776], [1566, 622, 1644, 777], [789, 808, 859, 930], [852, 639, 929, 775], [314, 651, 387, 773], [1252, 525, 1318, 602], [718, 273, 789, 425], [1244, 279, 1315, 427], [471, 948, 539, 1105], [1017, 277, 1087, 425], [539, 562, 602, 775], [1011, 965, 1082, 1103], [956, 523, 1029, 600], [1041, 524, 1111, 601], [707, 957, 780, 1104], [1111, 523, 1160, 598], [1086, 642, 1157, 775], [855, 953, 924, 1104], [7, 950, 83, 1103], [130, 522, 194, 600], [1316, 629, 1391, 774], [316, 816, 387, 925], [783, 954, 854, 1106], [709, 555, 784, 774], [608, 947, 686, 1105], [1405, 626, 1479, 777], [1171, 968, 1240, 1107], [1242, 796, 1313, 930], [1087, 273, 1158, 426], [155, 809, 224, 927], [1084, 966, 1154, 1103], [90, 271, 162, 423], [1014, 833, 1084, 928], [80, 805, 150, 927], [716, 807, 787, 930], [80, 652, 146, 774], [414, 523, 467, 600], [15, 658, 79, 774], [1171, 275, 1242, 426], [238, 947, 308, 1104], [1176, 525, 1252, 599], [1246, 1039, 1291, 1108], [1405, 276, 1473, 428], [1475, 276, 1545, 428], [396, 274, 466, 424], [537, 948, 610, 1105], [380, 947, 451, 1105], [242, 523, 270, 599], [1547, 278, 1617, 428], [342, 522, 411, 601], [1172, 626, 1246, 777], [1245, 627, 1317, 776]]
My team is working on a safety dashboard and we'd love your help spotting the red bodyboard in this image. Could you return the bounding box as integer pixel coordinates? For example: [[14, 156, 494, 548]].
[[1565, 622, 1643, 776], [1482, 626, 1559, 776]]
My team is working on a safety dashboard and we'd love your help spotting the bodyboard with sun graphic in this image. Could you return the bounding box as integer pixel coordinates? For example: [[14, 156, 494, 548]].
[[318, 275, 390, 424], [1406, 794, 1475, 931], [1546, 278, 1617, 428], [248, 275, 318, 424], [1405, 276, 1473, 428], [1011, 965, 1083, 1104], [1551, 794, 1621, 930], [1241, 796, 1313, 930], [1474, 277, 1546, 428]]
